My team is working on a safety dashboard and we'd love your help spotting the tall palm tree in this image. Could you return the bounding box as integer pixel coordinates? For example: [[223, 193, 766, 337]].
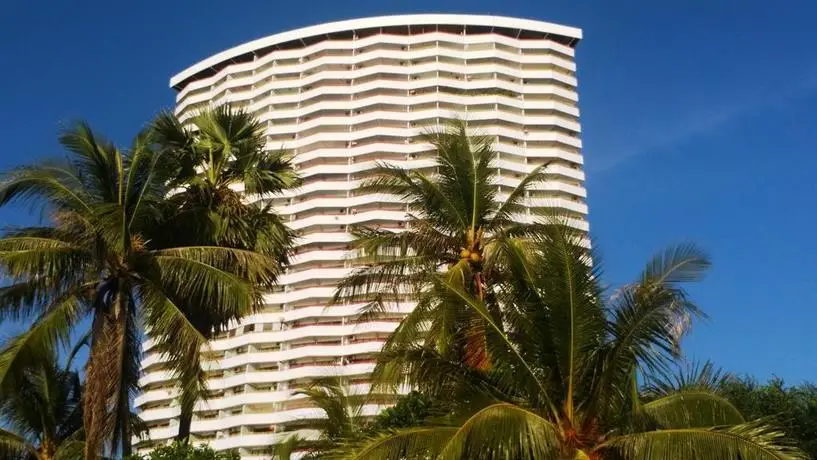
[[334, 120, 554, 370], [0, 123, 277, 459], [327, 223, 805, 459], [150, 105, 300, 441], [0, 348, 83, 460]]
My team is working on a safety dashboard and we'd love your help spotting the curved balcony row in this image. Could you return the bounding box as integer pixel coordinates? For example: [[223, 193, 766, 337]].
[[141, 333, 388, 378], [260, 126, 579, 151], [141, 322, 397, 373], [184, 93, 577, 131], [260, 111, 579, 139], [244, 164, 585, 208], [176, 31, 575, 99], [140, 302, 412, 352], [266, 182, 586, 218], [178, 40, 575, 103], [282, 140, 582, 172], [138, 404, 384, 446], [138, 379, 378, 418], [182, 72, 578, 118], [275, 198, 585, 234], [139, 360, 377, 389], [291, 158, 584, 184], [178, 53, 576, 111]]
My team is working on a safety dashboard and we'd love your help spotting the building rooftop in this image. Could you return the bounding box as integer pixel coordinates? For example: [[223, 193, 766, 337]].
[[170, 14, 582, 91]]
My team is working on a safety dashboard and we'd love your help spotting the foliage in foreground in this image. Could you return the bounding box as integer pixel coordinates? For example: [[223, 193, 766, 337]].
[[278, 382, 440, 459], [722, 377, 817, 458], [0, 120, 280, 459], [368, 391, 438, 432], [0, 349, 83, 460], [325, 222, 805, 459], [149, 106, 299, 441], [124, 442, 239, 460], [335, 120, 556, 371]]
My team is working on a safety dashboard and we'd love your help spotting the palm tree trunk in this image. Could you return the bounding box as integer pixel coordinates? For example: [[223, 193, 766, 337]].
[[84, 307, 112, 460], [174, 329, 209, 444], [85, 284, 128, 460], [176, 409, 193, 444], [175, 381, 197, 444], [465, 271, 490, 370], [121, 417, 132, 458]]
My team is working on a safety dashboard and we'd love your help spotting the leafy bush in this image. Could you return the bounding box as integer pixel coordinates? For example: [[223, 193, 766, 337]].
[[722, 377, 817, 457], [124, 442, 239, 460]]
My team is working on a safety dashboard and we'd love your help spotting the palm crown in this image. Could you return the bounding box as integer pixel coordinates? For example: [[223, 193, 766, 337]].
[[0, 122, 277, 458], [328, 223, 805, 459], [151, 105, 300, 259], [335, 120, 558, 369]]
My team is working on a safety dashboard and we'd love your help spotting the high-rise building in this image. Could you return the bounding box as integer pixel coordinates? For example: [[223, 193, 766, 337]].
[[135, 14, 586, 458]]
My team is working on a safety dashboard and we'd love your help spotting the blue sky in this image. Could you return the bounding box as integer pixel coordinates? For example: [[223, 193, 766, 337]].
[[2, 0, 816, 382]]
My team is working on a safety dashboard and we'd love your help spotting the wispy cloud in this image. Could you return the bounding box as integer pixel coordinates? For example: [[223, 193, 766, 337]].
[[588, 72, 817, 174]]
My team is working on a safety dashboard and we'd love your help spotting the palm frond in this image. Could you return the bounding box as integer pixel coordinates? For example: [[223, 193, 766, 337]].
[[641, 390, 745, 428], [323, 427, 458, 460], [601, 419, 807, 459], [370, 343, 502, 405], [295, 378, 365, 441], [151, 245, 279, 287], [419, 120, 498, 231], [491, 162, 550, 227], [0, 291, 87, 388], [597, 249, 712, 416], [333, 255, 435, 305], [65, 332, 91, 371], [522, 222, 603, 419], [239, 148, 301, 196], [0, 345, 83, 460], [146, 248, 263, 323], [645, 360, 731, 396], [358, 167, 450, 227], [0, 428, 35, 459], [0, 161, 93, 214], [436, 276, 558, 417], [53, 438, 85, 460], [641, 243, 711, 285], [138, 283, 212, 444], [123, 132, 167, 231], [273, 434, 303, 460], [0, 236, 88, 283], [0, 278, 57, 322], [438, 403, 561, 460], [149, 110, 198, 187], [58, 122, 123, 204]]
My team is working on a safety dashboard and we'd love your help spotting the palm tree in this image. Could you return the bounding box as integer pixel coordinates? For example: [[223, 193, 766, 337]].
[[334, 120, 555, 370], [0, 123, 277, 459], [295, 379, 367, 449], [271, 435, 302, 460], [274, 379, 441, 459], [327, 223, 805, 459], [150, 105, 300, 441], [271, 379, 368, 459], [0, 347, 83, 460]]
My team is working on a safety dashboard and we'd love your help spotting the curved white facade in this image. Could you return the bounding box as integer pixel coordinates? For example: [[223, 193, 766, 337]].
[[136, 14, 586, 457]]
